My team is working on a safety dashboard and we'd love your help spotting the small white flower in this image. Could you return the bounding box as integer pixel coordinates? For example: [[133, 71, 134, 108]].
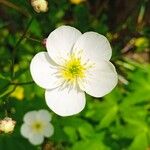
[[0, 117, 16, 133], [30, 25, 118, 117], [31, 0, 48, 13], [20, 110, 54, 145]]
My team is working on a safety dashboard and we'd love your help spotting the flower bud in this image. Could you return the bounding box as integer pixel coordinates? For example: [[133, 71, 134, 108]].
[[42, 38, 47, 47], [0, 117, 16, 133], [31, 0, 48, 13]]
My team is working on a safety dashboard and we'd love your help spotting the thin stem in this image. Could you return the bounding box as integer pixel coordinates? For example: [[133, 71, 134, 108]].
[[11, 81, 34, 85], [10, 17, 34, 80], [0, 85, 17, 99], [0, 0, 30, 17], [121, 38, 135, 54], [0, 83, 10, 92], [25, 36, 42, 43], [0, 81, 34, 99]]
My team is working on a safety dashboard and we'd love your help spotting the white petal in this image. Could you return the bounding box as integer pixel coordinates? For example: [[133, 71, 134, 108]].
[[80, 61, 118, 97], [46, 25, 82, 64], [30, 52, 61, 89], [20, 124, 32, 138], [23, 111, 37, 125], [29, 133, 44, 145], [73, 32, 112, 62], [45, 87, 86, 116], [37, 109, 52, 122], [43, 123, 54, 137]]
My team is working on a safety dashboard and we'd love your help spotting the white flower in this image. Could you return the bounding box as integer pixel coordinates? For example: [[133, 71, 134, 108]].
[[0, 117, 16, 133], [20, 110, 54, 145], [30, 25, 118, 117], [31, 0, 48, 13]]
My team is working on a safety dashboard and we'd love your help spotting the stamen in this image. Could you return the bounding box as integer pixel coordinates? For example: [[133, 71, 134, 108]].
[[60, 54, 86, 82], [31, 122, 43, 133], [57, 51, 94, 88]]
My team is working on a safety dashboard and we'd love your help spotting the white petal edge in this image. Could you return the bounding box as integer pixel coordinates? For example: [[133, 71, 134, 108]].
[[46, 25, 82, 64], [29, 133, 44, 145], [36, 109, 52, 122], [30, 52, 61, 89], [20, 124, 32, 138], [45, 87, 86, 117], [73, 32, 112, 62], [79, 61, 118, 97], [43, 123, 54, 137], [23, 111, 37, 125]]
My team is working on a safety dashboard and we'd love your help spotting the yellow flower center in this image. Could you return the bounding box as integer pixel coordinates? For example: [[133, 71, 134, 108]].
[[31, 121, 43, 133], [61, 54, 86, 82]]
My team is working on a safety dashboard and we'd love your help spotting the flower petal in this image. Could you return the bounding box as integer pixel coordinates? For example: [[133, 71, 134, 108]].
[[79, 61, 118, 97], [73, 32, 112, 62], [30, 52, 61, 89], [37, 109, 52, 122], [29, 133, 44, 145], [23, 111, 37, 125], [43, 123, 54, 137], [46, 25, 82, 64], [20, 124, 32, 138], [45, 87, 86, 116]]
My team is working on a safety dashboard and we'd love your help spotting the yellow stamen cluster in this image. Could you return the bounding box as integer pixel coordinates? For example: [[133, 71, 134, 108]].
[[61, 54, 86, 82], [32, 122, 43, 133]]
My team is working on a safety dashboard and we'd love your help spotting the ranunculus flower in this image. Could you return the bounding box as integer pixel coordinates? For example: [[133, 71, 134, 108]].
[[30, 25, 118, 117], [20, 110, 54, 145]]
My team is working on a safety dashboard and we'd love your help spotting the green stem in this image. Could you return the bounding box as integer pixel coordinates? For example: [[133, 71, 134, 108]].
[[0, 85, 17, 99], [11, 81, 34, 85], [0, 0, 30, 17], [10, 17, 34, 80], [0, 83, 10, 92], [0, 81, 34, 99], [25, 36, 42, 43]]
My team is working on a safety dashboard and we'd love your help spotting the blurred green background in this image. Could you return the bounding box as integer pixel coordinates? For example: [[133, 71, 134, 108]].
[[0, 0, 150, 149]]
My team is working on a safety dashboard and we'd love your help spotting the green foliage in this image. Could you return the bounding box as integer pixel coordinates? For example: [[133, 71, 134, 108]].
[[0, 0, 150, 149]]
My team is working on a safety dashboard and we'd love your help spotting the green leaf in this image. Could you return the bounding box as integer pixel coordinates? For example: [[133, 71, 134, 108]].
[[0, 135, 36, 150], [97, 105, 118, 129], [64, 126, 78, 143], [78, 122, 95, 139], [71, 133, 110, 150], [61, 117, 95, 140], [120, 88, 150, 107], [128, 132, 148, 150]]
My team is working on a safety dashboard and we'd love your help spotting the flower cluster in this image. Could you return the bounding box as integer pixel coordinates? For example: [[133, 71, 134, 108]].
[[21, 109, 54, 145], [30, 25, 118, 117], [0, 117, 16, 133]]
